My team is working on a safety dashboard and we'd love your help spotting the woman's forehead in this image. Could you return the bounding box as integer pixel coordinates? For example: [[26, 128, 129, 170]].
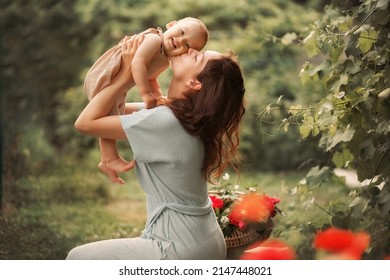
[[204, 50, 222, 59]]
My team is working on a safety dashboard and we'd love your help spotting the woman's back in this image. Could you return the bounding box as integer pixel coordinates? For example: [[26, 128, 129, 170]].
[[120, 106, 226, 259]]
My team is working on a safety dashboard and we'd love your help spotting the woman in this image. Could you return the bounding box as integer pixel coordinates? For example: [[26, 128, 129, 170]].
[[67, 35, 245, 260]]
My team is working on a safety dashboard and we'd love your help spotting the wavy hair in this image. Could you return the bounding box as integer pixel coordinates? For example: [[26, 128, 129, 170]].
[[168, 51, 245, 182]]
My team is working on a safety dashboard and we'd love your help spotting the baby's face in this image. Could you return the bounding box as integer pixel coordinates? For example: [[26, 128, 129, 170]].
[[162, 19, 207, 57]]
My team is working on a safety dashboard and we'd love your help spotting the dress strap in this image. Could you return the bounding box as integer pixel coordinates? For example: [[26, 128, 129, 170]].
[[138, 27, 164, 55]]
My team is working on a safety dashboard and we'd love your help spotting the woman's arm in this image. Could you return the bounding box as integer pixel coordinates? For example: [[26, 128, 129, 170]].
[[75, 35, 142, 139], [124, 102, 144, 114]]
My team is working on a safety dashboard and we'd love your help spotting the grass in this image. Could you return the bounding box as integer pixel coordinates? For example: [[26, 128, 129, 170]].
[[0, 150, 349, 259]]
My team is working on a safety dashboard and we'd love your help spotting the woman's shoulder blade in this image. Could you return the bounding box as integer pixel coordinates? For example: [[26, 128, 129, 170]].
[[121, 106, 178, 130]]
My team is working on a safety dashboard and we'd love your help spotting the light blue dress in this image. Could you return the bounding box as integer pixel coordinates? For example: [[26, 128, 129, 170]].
[[66, 106, 226, 259]]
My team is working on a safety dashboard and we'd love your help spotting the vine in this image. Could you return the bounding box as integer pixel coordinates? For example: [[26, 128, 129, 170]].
[[264, 0, 390, 259]]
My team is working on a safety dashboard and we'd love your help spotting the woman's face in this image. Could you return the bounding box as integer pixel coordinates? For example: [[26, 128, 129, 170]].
[[170, 49, 222, 82]]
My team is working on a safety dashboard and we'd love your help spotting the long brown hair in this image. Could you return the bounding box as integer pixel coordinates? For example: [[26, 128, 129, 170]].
[[168, 52, 245, 182]]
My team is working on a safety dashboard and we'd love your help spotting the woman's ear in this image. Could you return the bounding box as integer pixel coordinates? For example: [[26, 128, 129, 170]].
[[166, 20, 177, 29], [187, 80, 202, 91]]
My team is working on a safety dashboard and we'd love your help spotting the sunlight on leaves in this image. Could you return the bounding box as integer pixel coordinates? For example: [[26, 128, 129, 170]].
[[357, 27, 378, 54], [302, 31, 319, 57], [326, 124, 355, 151], [281, 32, 297, 45], [332, 149, 354, 168], [288, 105, 303, 116], [299, 124, 311, 139]]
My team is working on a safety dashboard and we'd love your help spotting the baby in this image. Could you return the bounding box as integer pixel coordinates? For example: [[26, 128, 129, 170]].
[[83, 17, 209, 184]]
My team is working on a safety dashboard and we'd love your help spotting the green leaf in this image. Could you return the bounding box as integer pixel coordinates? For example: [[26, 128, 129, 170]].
[[339, 15, 353, 33], [331, 211, 351, 228], [345, 34, 360, 58], [329, 46, 343, 62], [356, 161, 373, 181], [357, 28, 378, 54], [302, 31, 319, 57], [332, 149, 354, 168], [376, 0, 390, 10], [343, 59, 360, 75], [299, 68, 311, 85], [331, 73, 349, 94], [378, 186, 390, 217], [384, 65, 390, 87], [360, 139, 376, 160], [299, 124, 311, 139], [326, 124, 355, 151], [289, 105, 303, 116], [305, 166, 331, 186], [299, 67, 311, 85], [283, 120, 289, 132], [372, 8, 390, 25], [349, 197, 368, 220]]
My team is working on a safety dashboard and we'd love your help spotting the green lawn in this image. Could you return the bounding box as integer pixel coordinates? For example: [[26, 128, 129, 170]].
[[0, 151, 347, 259]]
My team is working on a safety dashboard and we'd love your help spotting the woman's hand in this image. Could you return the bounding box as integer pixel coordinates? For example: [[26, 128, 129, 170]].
[[74, 35, 145, 140], [119, 34, 145, 75]]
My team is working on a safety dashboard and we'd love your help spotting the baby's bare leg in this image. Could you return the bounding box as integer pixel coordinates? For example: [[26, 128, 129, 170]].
[[99, 138, 134, 184]]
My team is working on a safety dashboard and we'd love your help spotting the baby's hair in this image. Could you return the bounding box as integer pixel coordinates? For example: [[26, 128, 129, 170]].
[[179, 17, 209, 50]]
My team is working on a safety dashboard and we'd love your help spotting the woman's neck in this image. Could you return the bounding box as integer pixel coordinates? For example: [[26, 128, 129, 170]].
[[167, 79, 188, 99]]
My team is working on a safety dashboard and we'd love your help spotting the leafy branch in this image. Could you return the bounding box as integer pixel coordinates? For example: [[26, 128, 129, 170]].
[[269, 0, 390, 259]]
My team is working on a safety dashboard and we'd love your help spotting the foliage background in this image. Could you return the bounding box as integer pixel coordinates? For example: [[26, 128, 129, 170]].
[[1, 0, 388, 259]]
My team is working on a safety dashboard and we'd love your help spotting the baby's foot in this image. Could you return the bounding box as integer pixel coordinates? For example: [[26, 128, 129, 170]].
[[105, 157, 135, 172], [98, 162, 125, 185], [142, 93, 157, 109]]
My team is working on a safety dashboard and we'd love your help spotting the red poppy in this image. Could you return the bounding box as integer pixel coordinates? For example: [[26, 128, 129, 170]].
[[209, 195, 224, 209], [229, 193, 276, 223], [241, 239, 296, 260], [314, 227, 370, 260], [238, 221, 247, 231], [264, 195, 280, 216], [227, 208, 243, 227]]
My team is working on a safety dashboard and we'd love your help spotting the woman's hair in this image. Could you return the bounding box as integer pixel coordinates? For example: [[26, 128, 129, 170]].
[[168, 51, 245, 183]]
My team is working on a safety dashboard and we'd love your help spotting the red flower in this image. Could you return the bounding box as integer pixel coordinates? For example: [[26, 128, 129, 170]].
[[238, 221, 247, 231], [229, 193, 278, 223], [263, 195, 281, 216], [314, 227, 370, 260], [209, 195, 224, 209], [241, 239, 296, 260], [227, 209, 243, 227]]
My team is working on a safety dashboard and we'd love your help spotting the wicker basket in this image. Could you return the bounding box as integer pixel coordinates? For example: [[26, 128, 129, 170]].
[[225, 227, 264, 248], [225, 219, 274, 259]]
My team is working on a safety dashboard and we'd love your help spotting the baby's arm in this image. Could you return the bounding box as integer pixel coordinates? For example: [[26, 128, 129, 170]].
[[149, 78, 167, 105], [131, 33, 162, 108]]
